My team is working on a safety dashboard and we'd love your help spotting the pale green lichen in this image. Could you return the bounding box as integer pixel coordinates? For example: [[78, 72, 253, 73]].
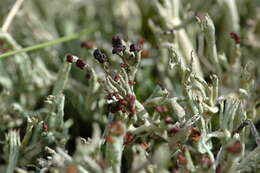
[[0, 0, 259, 173]]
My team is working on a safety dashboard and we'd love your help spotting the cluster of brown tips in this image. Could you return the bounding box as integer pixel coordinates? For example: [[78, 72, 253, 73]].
[[66, 55, 92, 79], [93, 49, 109, 64], [67, 55, 87, 69], [107, 93, 136, 116], [112, 35, 126, 54]]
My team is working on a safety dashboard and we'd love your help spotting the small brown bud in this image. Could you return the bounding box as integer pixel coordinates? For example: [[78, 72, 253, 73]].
[[126, 94, 136, 116], [119, 99, 128, 105], [112, 35, 126, 54], [230, 32, 240, 44], [154, 106, 169, 113], [76, 59, 87, 69], [108, 103, 123, 113], [168, 127, 181, 136], [81, 41, 95, 48], [190, 127, 201, 142], [124, 132, 134, 145], [66, 55, 75, 63], [42, 123, 48, 132], [66, 164, 78, 173], [93, 49, 108, 64], [226, 141, 242, 154]]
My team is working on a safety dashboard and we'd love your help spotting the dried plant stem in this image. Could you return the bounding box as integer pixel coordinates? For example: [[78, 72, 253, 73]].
[[0, 27, 95, 59], [2, 0, 25, 32]]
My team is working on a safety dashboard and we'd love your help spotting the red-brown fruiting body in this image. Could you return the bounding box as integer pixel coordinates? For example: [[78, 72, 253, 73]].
[[126, 94, 135, 106], [126, 94, 136, 116], [168, 127, 181, 135], [81, 41, 95, 48], [112, 35, 126, 54], [108, 103, 123, 113], [124, 132, 134, 145], [66, 55, 74, 63], [154, 106, 169, 113], [42, 123, 48, 132], [76, 59, 87, 69], [226, 141, 242, 154], [93, 49, 108, 64], [230, 32, 240, 44], [190, 127, 201, 142], [177, 153, 188, 165], [119, 99, 128, 105], [66, 164, 78, 173]]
